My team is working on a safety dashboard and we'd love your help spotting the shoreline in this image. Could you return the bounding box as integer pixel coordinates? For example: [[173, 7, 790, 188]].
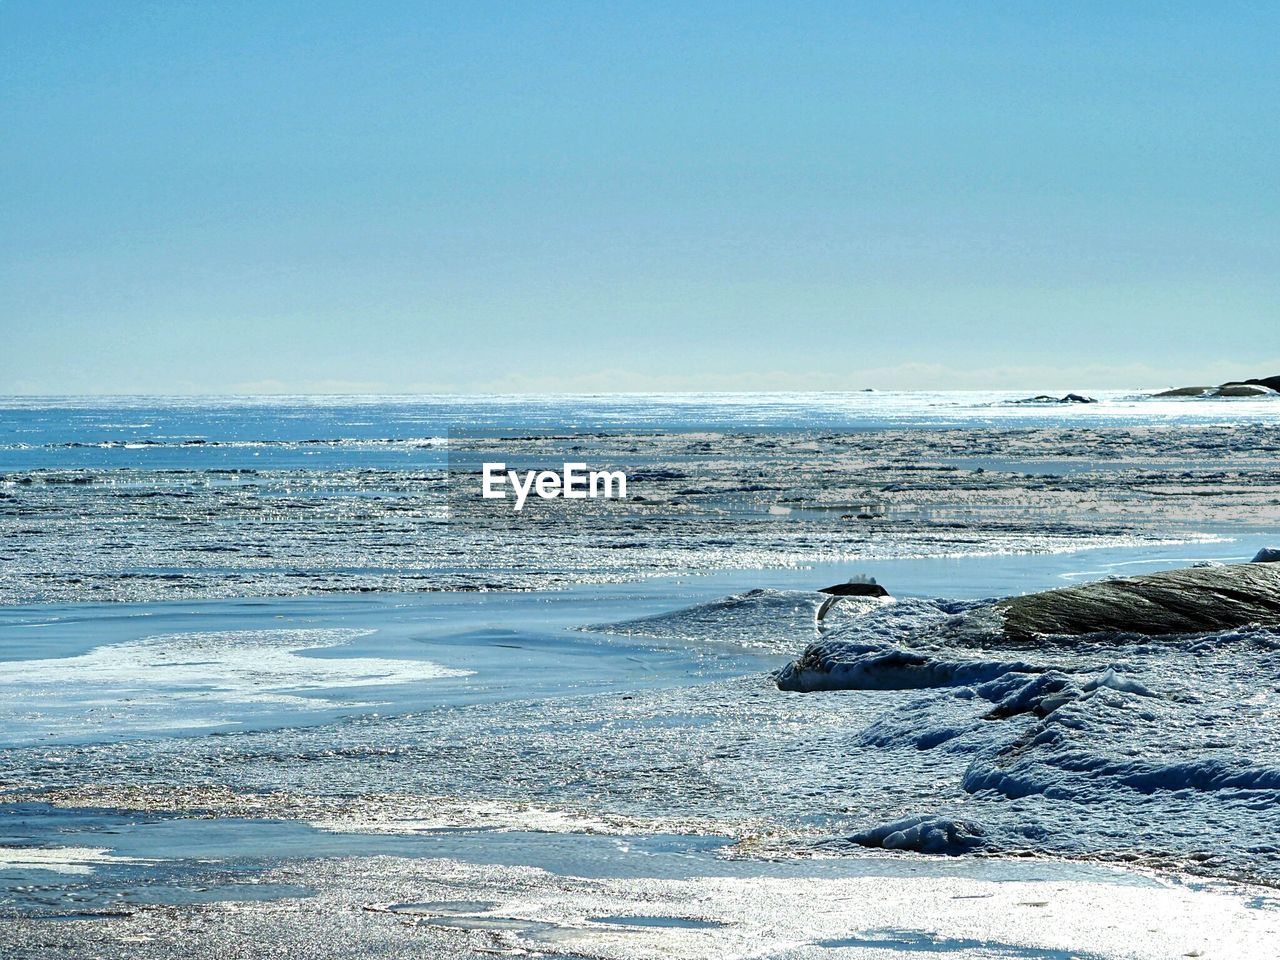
[[5, 537, 1280, 899], [4, 825, 1278, 958]]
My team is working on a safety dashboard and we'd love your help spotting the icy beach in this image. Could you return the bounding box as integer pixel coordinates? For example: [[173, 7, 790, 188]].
[[3, 393, 1280, 958]]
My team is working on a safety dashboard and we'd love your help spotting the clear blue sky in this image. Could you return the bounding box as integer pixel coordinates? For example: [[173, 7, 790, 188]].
[[2, 1, 1276, 394]]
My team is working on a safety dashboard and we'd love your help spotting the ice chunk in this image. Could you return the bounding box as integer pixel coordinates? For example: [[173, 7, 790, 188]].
[[850, 815, 987, 855], [777, 644, 1042, 693]]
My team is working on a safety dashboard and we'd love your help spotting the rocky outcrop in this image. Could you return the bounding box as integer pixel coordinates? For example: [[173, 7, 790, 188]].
[[998, 562, 1280, 639], [1013, 393, 1097, 404], [1229, 374, 1280, 392], [1155, 375, 1280, 399], [1216, 384, 1277, 397]]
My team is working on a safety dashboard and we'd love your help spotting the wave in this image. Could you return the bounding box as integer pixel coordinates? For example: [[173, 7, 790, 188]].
[[586, 588, 837, 652]]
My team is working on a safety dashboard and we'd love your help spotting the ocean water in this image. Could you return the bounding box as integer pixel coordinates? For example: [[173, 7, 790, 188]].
[[2, 393, 1280, 955], [8, 389, 1280, 439], [5, 391, 1278, 605]]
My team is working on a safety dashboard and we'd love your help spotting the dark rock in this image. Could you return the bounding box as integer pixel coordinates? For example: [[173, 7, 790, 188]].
[[1012, 393, 1097, 404], [1228, 374, 1280, 393], [1252, 548, 1280, 564], [998, 561, 1280, 639], [1215, 384, 1277, 397], [1155, 375, 1280, 399], [849, 815, 987, 855], [819, 581, 889, 598]]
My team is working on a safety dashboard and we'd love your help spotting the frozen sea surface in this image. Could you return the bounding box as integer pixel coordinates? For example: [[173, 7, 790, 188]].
[[6, 546, 1280, 874], [5, 566, 1280, 957], [3, 394, 1280, 956], [5, 394, 1280, 603]]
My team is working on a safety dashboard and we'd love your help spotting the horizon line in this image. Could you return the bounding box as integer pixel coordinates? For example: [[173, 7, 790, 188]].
[[0, 386, 1220, 399]]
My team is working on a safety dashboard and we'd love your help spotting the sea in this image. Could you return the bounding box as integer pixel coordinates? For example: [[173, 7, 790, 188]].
[[2, 392, 1280, 954]]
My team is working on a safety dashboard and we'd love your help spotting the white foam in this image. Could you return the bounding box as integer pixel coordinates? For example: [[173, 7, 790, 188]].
[[322, 854, 1280, 960], [0, 845, 151, 875], [2, 628, 471, 706], [313, 798, 643, 836]]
